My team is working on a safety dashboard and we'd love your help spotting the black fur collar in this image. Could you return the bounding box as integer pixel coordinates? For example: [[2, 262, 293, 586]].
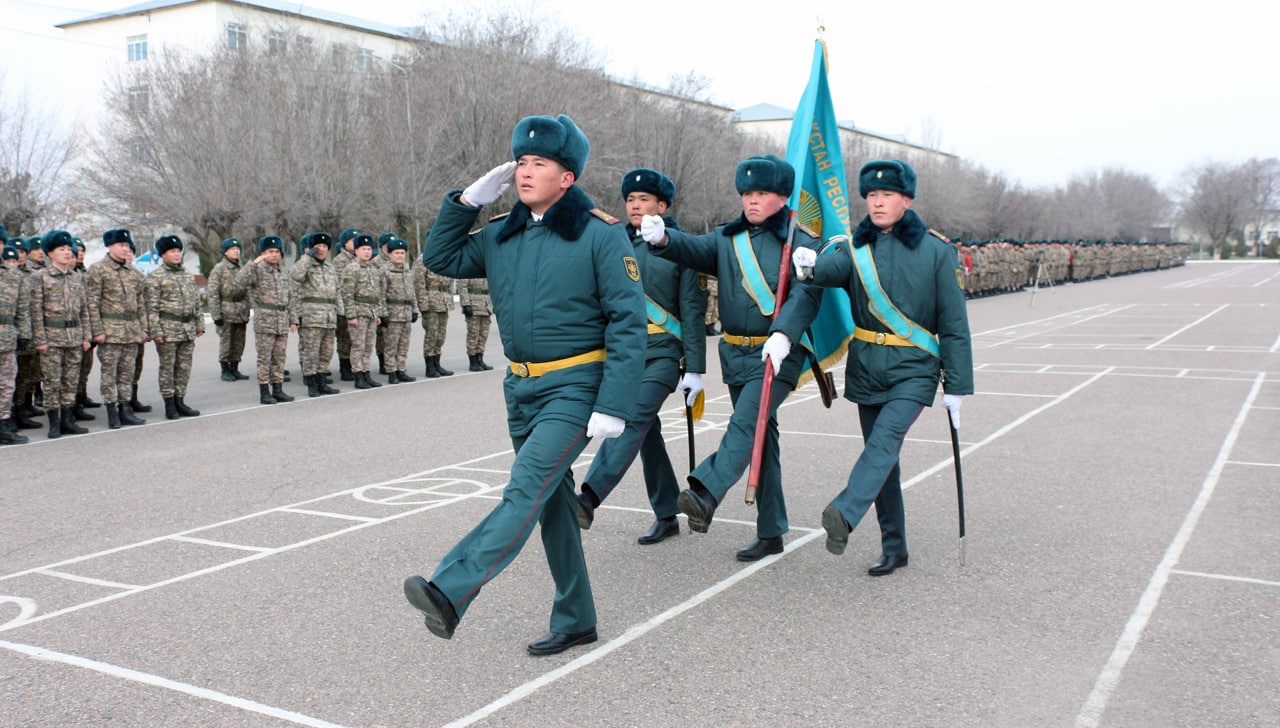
[[497, 185, 597, 243], [853, 208, 926, 249], [722, 206, 791, 239]]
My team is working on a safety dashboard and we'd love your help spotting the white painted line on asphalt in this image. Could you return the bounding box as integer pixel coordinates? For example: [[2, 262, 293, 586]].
[[169, 536, 273, 552], [442, 528, 828, 728], [277, 508, 379, 522], [1076, 372, 1265, 728], [1224, 460, 1280, 468], [0, 640, 349, 728], [1170, 569, 1280, 588], [1145, 304, 1228, 349], [35, 569, 140, 590], [1270, 329, 1280, 354]]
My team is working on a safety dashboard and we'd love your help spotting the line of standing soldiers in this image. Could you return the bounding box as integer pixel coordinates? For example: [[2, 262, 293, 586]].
[[955, 239, 1190, 298]]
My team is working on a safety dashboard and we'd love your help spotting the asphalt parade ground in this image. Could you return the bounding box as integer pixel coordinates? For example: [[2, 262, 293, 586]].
[[2, 261, 1278, 727]]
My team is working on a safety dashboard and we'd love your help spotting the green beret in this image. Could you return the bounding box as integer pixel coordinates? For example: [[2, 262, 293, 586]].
[[735, 155, 794, 196], [155, 235, 183, 255], [352, 233, 374, 249], [378, 232, 400, 247], [511, 114, 589, 179], [858, 159, 916, 198], [339, 227, 360, 244], [621, 168, 676, 205], [258, 235, 283, 252], [310, 232, 333, 248], [41, 230, 74, 255], [2, 245, 18, 261]]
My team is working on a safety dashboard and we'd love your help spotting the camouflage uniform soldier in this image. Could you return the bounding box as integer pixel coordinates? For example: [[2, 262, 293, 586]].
[[340, 233, 385, 389], [331, 228, 359, 381], [0, 244, 31, 444], [290, 232, 341, 397], [372, 236, 390, 375], [412, 258, 454, 378], [86, 228, 148, 428], [230, 235, 296, 405], [380, 234, 417, 383], [72, 238, 102, 418], [459, 278, 494, 371], [14, 237, 46, 424], [144, 235, 204, 420], [30, 230, 91, 439], [704, 275, 720, 335], [208, 238, 251, 382]]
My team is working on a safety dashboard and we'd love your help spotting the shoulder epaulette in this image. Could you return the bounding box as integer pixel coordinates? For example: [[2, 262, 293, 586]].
[[929, 228, 952, 244], [796, 222, 819, 239], [589, 208, 621, 225]]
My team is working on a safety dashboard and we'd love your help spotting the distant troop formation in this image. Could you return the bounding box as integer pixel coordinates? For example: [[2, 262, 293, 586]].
[[0, 224, 495, 444], [954, 239, 1189, 297]]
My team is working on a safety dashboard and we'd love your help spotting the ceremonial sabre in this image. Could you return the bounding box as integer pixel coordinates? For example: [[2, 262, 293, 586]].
[[946, 409, 966, 565], [746, 210, 798, 505]]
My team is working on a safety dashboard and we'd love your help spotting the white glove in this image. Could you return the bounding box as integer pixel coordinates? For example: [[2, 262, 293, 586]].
[[761, 332, 791, 373], [461, 161, 516, 207], [792, 246, 817, 279], [943, 394, 964, 429], [639, 215, 667, 245], [586, 412, 626, 440], [679, 372, 703, 406]]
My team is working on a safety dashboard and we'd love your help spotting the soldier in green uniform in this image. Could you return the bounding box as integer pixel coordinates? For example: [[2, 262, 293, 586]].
[[413, 258, 454, 378], [71, 238, 102, 419], [31, 230, 92, 438], [458, 278, 494, 371], [144, 235, 204, 420], [208, 238, 251, 382], [231, 235, 296, 405], [0, 243, 31, 444], [404, 114, 646, 655], [575, 168, 708, 545], [380, 234, 417, 383], [331, 228, 359, 382], [776, 159, 973, 575], [86, 228, 147, 428], [641, 155, 822, 561], [340, 234, 384, 389], [291, 232, 341, 397], [14, 237, 46, 426], [372, 234, 391, 375]]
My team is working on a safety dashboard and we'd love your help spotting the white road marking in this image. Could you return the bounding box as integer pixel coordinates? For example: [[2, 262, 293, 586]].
[[1170, 569, 1280, 588], [1145, 304, 1228, 349]]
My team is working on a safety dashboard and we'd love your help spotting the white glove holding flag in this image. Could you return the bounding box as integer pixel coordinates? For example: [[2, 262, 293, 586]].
[[761, 332, 791, 373], [461, 161, 516, 207], [792, 246, 817, 280], [943, 394, 964, 429], [679, 372, 703, 406], [640, 215, 667, 245], [586, 412, 626, 440]]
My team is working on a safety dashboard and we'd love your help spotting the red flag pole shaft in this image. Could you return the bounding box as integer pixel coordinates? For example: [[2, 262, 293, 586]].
[[745, 211, 797, 505]]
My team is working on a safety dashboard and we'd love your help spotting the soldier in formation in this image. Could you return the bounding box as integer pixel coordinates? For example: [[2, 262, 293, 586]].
[[85, 228, 147, 428], [458, 277, 494, 371], [30, 231, 91, 438], [231, 235, 296, 405], [291, 232, 341, 397], [208, 238, 251, 381], [144, 235, 203, 419], [341, 233, 385, 389], [413, 257, 455, 378]]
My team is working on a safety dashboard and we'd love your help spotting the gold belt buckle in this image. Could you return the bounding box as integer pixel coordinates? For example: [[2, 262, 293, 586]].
[[513, 362, 530, 377], [874, 331, 886, 345]]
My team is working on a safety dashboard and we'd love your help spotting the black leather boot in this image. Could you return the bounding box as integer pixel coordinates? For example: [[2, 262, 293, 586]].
[[174, 396, 200, 417], [316, 375, 339, 395], [271, 383, 294, 402], [119, 403, 145, 426], [61, 406, 88, 435], [396, 370, 415, 382], [130, 394, 152, 413], [387, 371, 400, 384], [434, 355, 453, 377], [340, 358, 355, 381], [77, 392, 102, 408], [47, 409, 62, 439], [72, 402, 95, 421], [260, 383, 276, 404], [306, 374, 321, 397], [424, 355, 439, 378], [364, 371, 381, 388], [220, 361, 237, 382], [12, 406, 40, 430], [469, 353, 485, 372], [0, 416, 27, 445], [354, 371, 371, 389], [230, 361, 249, 380], [163, 396, 180, 420], [106, 404, 122, 429], [24, 391, 44, 417]]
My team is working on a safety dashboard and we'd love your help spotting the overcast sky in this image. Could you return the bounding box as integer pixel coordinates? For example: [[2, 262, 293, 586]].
[[4, 0, 1277, 191]]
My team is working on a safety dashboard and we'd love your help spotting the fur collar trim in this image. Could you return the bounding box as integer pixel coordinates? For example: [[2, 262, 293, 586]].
[[722, 206, 791, 238], [853, 209, 926, 249], [497, 185, 597, 242]]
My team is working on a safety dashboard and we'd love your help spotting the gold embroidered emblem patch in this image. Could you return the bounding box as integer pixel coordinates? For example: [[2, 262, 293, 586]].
[[624, 257, 640, 282], [955, 268, 965, 290], [697, 274, 708, 291]]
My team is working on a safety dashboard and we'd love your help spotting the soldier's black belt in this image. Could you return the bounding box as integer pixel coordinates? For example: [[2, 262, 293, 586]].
[[101, 312, 138, 321], [386, 298, 413, 306], [354, 296, 381, 304], [256, 302, 287, 311], [159, 312, 195, 322], [470, 288, 488, 295], [301, 297, 337, 305], [44, 319, 81, 329]]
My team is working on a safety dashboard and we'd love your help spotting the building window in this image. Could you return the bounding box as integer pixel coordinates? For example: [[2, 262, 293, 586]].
[[128, 85, 150, 114], [226, 22, 247, 50], [268, 30, 287, 56], [390, 54, 410, 72], [330, 43, 348, 67], [126, 34, 147, 62], [356, 47, 374, 72]]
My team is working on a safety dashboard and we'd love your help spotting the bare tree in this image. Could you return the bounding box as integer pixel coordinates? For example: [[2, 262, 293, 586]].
[[1238, 157, 1280, 256], [1178, 161, 1251, 259], [0, 77, 80, 236]]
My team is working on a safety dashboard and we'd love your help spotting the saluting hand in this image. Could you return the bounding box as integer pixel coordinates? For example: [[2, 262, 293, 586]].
[[639, 215, 667, 246], [461, 161, 516, 207]]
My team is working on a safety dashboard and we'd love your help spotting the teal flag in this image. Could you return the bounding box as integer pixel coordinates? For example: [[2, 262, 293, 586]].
[[785, 39, 856, 385]]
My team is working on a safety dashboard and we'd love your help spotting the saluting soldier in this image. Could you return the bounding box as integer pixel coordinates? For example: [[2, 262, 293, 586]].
[[230, 235, 296, 405], [404, 114, 646, 656], [331, 228, 360, 381], [340, 233, 385, 389], [575, 168, 708, 545], [30, 230, 92, 438], [458, 278, 494, 371], [290, 232, 342, 397], [412, 258, 454, 378], [640, 154, 823, 562], [86, 228, 148, 428], [0, 243, 31, 444], [777, 159, 974, 575], [380, 233, 417, 384], [208, 238, 251, 382], [144, 235, 203, 420]]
